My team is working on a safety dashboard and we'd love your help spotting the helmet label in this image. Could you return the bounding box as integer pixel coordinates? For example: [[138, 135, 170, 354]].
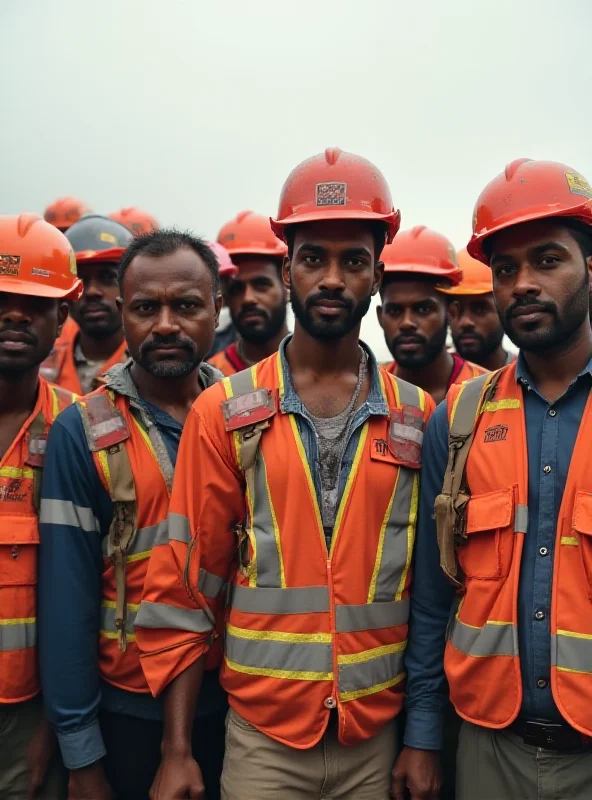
[[316, 182, 347, 207], [0, 254, 20, 276], [566, 172, 592, 200], [100, 232, 117, 244]]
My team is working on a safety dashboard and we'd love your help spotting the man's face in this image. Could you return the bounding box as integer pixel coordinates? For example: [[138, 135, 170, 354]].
[[69, 260, 122, 340], [0, 292, 67, 374], [119, 247, 221, 378], [489, 220, 592, 352], [286, 220, 382, 341], [377, 279, 449, 368], [224, 257, 287, 345], [449, 293, 504, 362]]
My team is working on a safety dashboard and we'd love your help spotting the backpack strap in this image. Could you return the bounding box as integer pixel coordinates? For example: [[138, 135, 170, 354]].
[[434, 370, 503, 588], [78, 392, 137, 652]]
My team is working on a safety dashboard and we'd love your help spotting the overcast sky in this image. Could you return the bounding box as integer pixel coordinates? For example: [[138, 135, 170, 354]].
[[2, 0, 590, 358]]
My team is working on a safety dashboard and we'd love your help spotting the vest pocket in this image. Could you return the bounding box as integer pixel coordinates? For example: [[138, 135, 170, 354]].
[[0, 516, 39, 586], [572, 492, 592, 596], [458, 489, 514, 580]]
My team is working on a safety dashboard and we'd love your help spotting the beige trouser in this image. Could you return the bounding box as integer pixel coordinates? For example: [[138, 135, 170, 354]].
[[0, 696, 67, 800], [457, 720, 592, 800], [221, 707, 397, 800]]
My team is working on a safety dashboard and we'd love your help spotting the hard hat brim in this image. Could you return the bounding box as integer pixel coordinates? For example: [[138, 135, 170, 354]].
[[76, 247, 126, 264], [438, 283, 493, 296], [382, 263, 463, 286], [271, 209, 401, 243], [0, 278, 83, 301]]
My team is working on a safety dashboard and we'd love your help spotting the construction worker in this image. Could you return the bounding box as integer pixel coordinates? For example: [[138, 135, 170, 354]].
[[393, 159, 592, 800], [135, 147, 435, 800], [208, 210, 288, 374], [441, 247, 515, 370], [377, 226, 487, 404], [39, 214, 132, 393], [38, 230, 227, 800], [109, 206, 160, 236], [43, 196, 91, 233], [0, 214, 80, 799]]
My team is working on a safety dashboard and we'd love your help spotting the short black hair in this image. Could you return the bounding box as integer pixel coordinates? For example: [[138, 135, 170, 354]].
[[118, 228, 220, 295], [483, 217, 592, 262], [285, 222, 388, 262]]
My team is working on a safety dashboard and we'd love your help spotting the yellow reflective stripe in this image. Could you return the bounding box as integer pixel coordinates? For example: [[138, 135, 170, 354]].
[[227, 623, 332, 644], [51, 387, 60, 419], [556, 629, 592, 640], [368, 473, 399, 603], [0, 466, 34, 479], [0, 617, 36, 625], [276, 351, 285, 399], [339, 672, 405, 703], [225, 657, 332, 682], [101, 630, 136, 642], [129, 414, 156, 458], [264, 457, 285, 588], [396, 471, 419, 601], [337, 641, 406, 665], [102, 599, 140, 612], [561, 536, 579, 546], [126, 550, 151, 563], [96, 449, 111, 492], [480, 399, 521, 413], [288, 414, 325, 552], [330, 424, 369, 558]]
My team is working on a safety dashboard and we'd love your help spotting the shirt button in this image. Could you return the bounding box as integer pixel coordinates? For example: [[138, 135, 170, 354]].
[[539, 547, 548, 556], [324, 697, 337, 709], [543, 465, 552, 474], [11, 546, 19, 559], [537, 679, 548, 689], [549, 409, 557, 417], [535, 610, 545, 620]]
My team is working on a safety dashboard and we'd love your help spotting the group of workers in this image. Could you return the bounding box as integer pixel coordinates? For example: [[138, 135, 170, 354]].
[[1, 147, 591, 800]]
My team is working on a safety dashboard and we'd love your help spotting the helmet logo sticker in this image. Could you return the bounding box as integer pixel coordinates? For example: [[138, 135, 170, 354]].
[[100, 232, 117, 244], [566, 172, 592, 200], [0, 254, 21, 276], [32, 268, 51, 278], [316, 182, 347, 207]]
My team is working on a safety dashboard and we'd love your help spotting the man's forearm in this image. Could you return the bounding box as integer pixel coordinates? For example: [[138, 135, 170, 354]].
[[161, 656, 206, 755]]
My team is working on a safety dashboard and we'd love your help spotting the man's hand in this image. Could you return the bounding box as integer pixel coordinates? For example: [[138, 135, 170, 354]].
[[391, 746, 442, 800], [150, 751, 204, 800], [26, 717, 57, 799], [68, 762, 113, 800]]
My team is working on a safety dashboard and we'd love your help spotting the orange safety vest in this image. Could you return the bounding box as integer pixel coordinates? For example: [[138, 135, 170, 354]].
[[444, 363, 592, 736], [0, 379, 76, 703], [137, 352, 433, 747], [207, 343, 248, 377], [40, 337, 128, 394]]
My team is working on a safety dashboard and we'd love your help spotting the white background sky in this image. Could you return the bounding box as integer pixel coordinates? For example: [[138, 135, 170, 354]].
[[2, 0, 590, 359]]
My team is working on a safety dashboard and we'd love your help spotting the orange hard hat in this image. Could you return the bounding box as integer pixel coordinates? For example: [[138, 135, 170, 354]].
[[438, 249, 493, 296], [66, 214, 133, 265], [108, 207, 159, 236], [0, 213, 82, 300], [271, 147, 400, 243], [381, 226, 463, 286], [217, 211, 287, 258], [44, 197, 92, 231], [468, 159, 592, 263]]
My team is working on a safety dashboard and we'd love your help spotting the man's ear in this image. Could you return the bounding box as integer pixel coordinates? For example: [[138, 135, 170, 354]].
[[372, 260, 384, 296], [376, 303, 384, 330], [56, 301, 69, 337], [214, 292, 223, 329], [282, 255, 291, 292]]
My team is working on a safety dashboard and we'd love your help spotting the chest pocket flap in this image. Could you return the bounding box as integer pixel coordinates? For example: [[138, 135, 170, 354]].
[[459, 488, 514, 580], [0, 516, 39, 586]]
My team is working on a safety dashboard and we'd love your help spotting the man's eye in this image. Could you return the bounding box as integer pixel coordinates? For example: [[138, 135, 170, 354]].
[[495, 264, 516, 277], [540, 256, 559, 267], [179, 301, 197, 310], [304, 255, 321, 265]]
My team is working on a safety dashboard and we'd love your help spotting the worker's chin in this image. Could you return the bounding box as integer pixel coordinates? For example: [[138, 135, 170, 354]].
[[140, 357, 197, 378]]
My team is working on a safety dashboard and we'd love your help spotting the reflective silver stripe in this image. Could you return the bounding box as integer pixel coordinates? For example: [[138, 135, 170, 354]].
[[39, 499, 99, 532], [101, 604, 136, 634], [228, 367, 257, 396], [231, 585, 329, 615], [514, 505, 528, 533], [0, 621, 36, 651], [152, 519, 170, 546], [134, 600, 213, 633], [390, 422, 423, 445], [102, 522, 163, 558], [226, 629, 332, 676], [338, 645, 405, 697], [335, 598, 409, 633], [553, 632, 592, 675], [167, 513, 191, 544], [450, 373, 491, 437], [449, 616, 517, 657], [395, 377, 421, 409], [198, 568, 225, 599], [372, 471, 416, 602]]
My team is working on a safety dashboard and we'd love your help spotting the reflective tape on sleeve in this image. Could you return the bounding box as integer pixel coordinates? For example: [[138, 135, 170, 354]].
[[167, 513, 191, 544], [198, 568, 225, 599], [39, 499, 99, 532], [134, 600, 213, 633]]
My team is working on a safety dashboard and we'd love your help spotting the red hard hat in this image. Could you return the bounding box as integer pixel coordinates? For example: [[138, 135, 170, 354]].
[[439, 249, 493, 296], [468, 159, 592, 263], [0, 213, 82, 300], [44, 197, 92, 231], [381, 226, 463, 286], [109, 207, 159, 236], [217, 211, 287, 258], [207, 241, 238, 278], [271, 147, 400, 243]]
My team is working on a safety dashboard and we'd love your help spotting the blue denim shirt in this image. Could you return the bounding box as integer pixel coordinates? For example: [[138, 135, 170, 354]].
[[278, 336, 389, 520], [404, 353, 592, 750]]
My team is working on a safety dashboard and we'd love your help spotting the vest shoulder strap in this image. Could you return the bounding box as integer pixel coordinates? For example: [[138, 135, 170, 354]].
[[222, 368, 276, 474], [434, 369, 503, 587]]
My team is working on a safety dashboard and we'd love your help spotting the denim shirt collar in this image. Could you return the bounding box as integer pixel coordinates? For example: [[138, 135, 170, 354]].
[[278, 335, 389, 417], [515, 351, 592, 392]]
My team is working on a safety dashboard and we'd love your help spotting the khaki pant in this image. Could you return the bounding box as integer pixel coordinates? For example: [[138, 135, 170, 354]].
[[0, 696, 67, 800], [457, 720, 592, 800], [221, 707, 397, 800]]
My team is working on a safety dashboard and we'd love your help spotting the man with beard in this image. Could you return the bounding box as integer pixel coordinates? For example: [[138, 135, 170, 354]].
[[39, 215, 132, 393], [208, 210, 288, 374], [135, 147, 434, 800], [38, 230, 227, 800], [378, 226, 487, 404], [441, 247, 514, 370], [0, 214, 80, 799], [393, 159, 592, 800]]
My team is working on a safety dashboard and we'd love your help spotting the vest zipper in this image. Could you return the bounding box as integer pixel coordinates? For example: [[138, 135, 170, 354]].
[[326, 559, 340, 717]]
